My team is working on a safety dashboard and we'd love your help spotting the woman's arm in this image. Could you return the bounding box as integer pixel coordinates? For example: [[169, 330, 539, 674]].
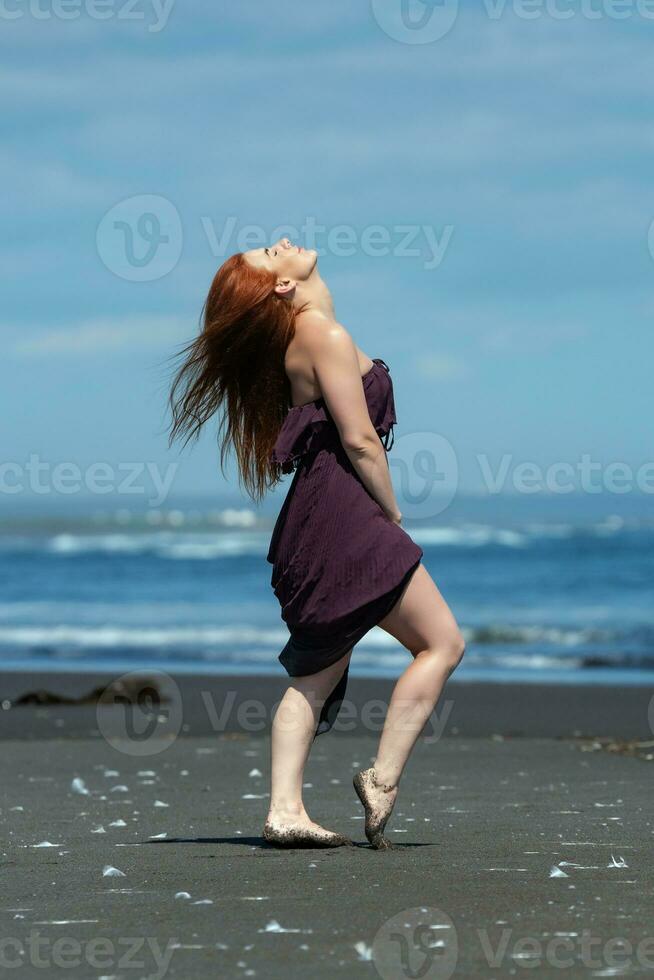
[[304, 320, 402, 523]]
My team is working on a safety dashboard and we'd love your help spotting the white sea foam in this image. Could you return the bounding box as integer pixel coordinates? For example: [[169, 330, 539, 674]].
[[0, 625, 289, 648], [411, 525, 528, 549], [44, 531, 272, 559], [0, 621, 612, 655], [2, 516, 638, 561]]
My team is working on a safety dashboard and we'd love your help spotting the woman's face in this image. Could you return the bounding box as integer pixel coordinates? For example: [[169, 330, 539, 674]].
[[244, 236, 318, 284]]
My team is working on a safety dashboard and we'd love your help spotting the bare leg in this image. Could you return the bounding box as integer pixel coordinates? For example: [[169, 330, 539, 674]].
[[353, 563, 465, 848], [264, 650, 354, 846]]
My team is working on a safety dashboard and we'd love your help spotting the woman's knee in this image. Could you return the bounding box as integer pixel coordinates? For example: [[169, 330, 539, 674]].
[[419, 629, 465, 673], [441, 628, 465, 672], [449, 630, 466, 670]]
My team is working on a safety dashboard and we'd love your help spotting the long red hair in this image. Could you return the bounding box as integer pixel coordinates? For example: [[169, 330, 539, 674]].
[[168, 253, 307, 502]]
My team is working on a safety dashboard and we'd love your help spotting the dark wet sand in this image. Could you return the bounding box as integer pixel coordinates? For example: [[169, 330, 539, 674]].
[[1, 669, 652, 739], [1, 671, 653, 978]]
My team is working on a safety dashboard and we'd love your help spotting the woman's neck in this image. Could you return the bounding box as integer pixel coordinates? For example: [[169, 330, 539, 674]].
[[294, 269, 335, 320]]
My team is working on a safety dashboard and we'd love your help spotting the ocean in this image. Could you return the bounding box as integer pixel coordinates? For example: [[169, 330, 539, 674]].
[[1, 493, 653, 686]]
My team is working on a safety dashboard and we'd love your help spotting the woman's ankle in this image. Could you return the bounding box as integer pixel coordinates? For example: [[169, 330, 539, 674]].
[[267, 801, 306, 821], [369, 767, 399, 792]]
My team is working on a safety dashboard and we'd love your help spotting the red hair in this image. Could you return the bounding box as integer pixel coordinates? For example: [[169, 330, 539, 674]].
[[168, 253, 306, 501]]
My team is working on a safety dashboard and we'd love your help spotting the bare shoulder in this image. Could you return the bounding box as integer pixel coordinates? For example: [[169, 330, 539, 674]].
[[285, 312, 373, 408], [291, 314, 378, 445], [293, 310, 352, 352], [292, 311, 371, 371]]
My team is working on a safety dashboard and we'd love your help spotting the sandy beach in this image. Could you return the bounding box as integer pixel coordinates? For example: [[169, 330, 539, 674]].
[[2, 670, 653, 979]]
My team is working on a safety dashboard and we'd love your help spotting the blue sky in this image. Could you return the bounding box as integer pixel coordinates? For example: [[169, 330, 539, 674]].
[[2, 2, 652, 512]]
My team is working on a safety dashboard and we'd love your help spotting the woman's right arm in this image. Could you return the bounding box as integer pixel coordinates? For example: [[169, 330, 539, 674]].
[[304, 320, 403, 524]]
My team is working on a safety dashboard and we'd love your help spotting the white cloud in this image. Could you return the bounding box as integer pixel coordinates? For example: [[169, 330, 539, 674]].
[[416, 353, 470, 381], [480, 320, 591, 353]]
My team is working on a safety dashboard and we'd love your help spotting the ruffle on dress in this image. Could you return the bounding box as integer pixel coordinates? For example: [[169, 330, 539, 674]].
[[271, 358, 397, 474]]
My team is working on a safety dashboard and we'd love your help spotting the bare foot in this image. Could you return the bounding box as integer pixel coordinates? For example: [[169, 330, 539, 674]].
[[352, 767, 399, 849], [262, 814, 354, 848]]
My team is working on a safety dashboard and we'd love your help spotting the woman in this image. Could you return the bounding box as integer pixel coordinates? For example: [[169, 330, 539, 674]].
[[168, 236, 465, 850]]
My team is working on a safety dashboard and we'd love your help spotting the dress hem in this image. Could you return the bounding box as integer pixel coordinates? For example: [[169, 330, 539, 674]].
[[278, 554, 423, 739]]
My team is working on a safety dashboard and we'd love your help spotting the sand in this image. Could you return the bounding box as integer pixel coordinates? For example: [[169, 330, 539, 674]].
[[1, 671, 653, 978]]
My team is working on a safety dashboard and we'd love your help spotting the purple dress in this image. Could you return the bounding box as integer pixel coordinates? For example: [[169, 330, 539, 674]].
[[266, 357, 424, 738]]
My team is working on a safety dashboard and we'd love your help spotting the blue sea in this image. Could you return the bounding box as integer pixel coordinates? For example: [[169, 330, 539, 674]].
[[1, 493, 653, 686]]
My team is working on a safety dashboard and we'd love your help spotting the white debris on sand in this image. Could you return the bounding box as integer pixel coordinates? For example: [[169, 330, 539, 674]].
[[259, 920, 313, 935], [102, 865, 126, 878], [607, 854, 629, 869]]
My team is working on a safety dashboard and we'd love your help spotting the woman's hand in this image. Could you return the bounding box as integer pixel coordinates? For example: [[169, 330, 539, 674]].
[[387, 510, 403, 526]]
